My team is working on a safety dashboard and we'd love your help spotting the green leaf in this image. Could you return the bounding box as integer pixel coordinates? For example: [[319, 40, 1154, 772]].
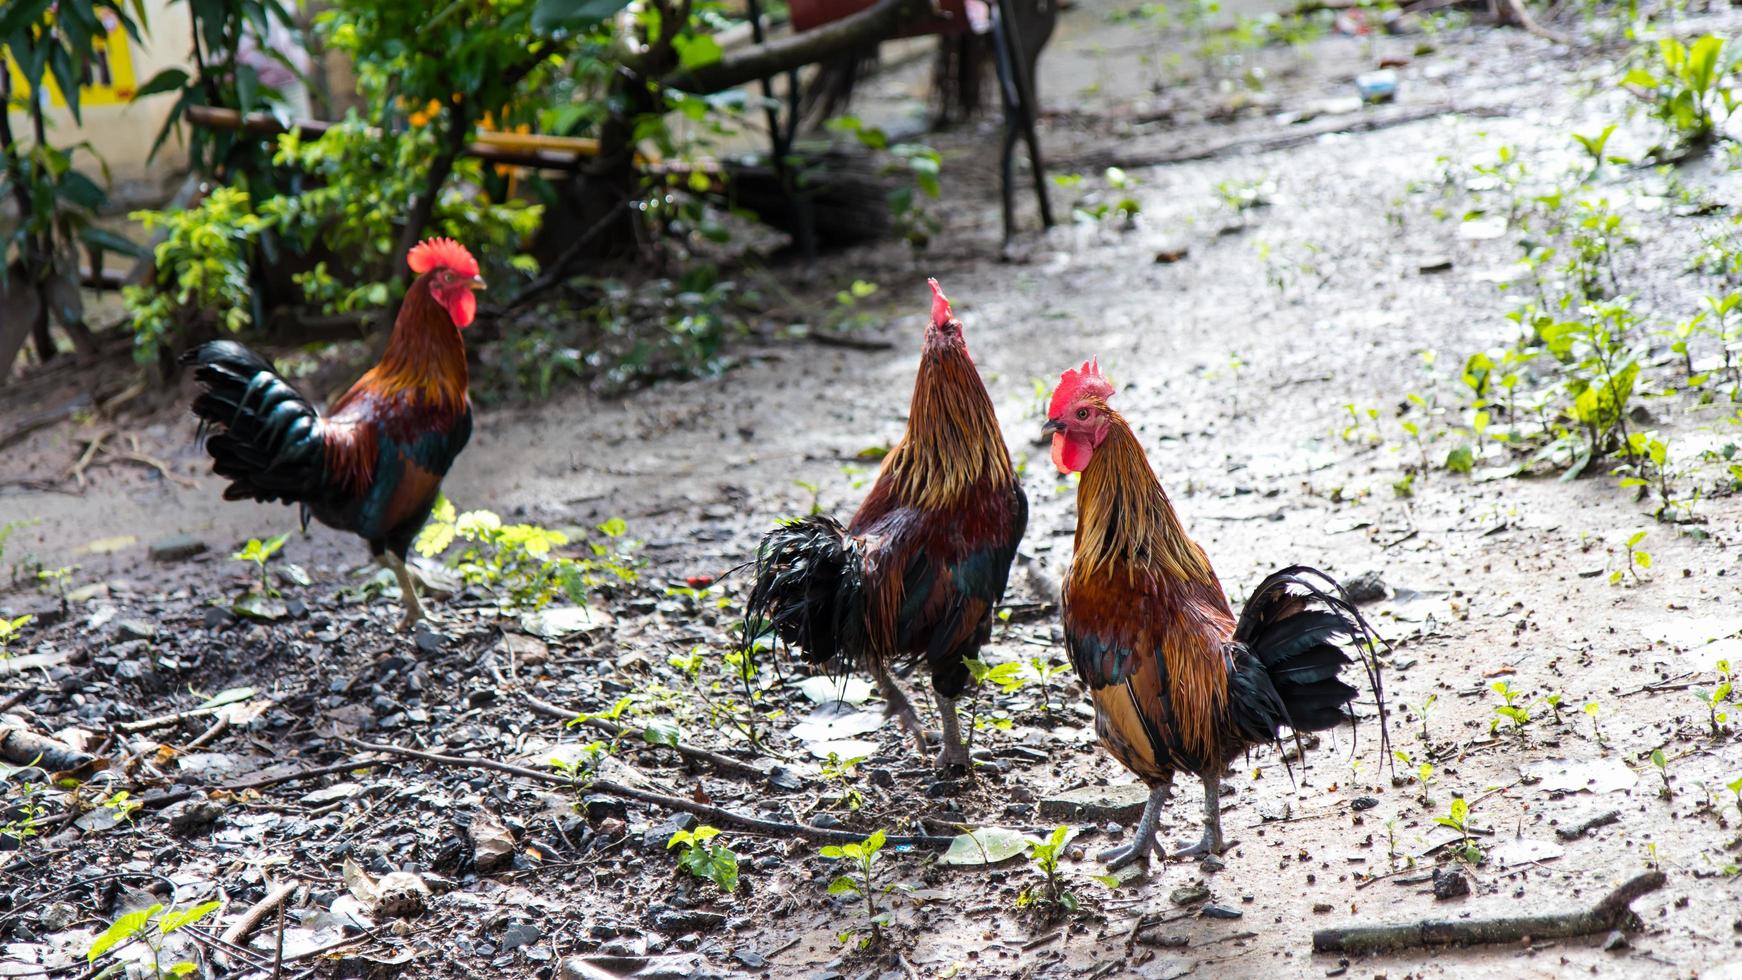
[[675, 34, 722, 70], [0, 0, 53, 39], [642, 720, 681, 748], [158, 900, 222, 936], [827, 874, 861, 896], [133, 67, 190, 99], [938, 827, 1032, 866], [88, 905, 161, 962], [78, 226, 147, 258]]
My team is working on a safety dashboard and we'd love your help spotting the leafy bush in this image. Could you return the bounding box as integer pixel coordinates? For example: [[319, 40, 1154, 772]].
[[1624, 35, 1742, 149], [413, 497, 636, 610], [668, 825, 740, 893]]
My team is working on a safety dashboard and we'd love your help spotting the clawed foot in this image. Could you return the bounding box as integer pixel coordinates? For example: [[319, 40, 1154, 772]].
[[1171, 831, 1226, 859], [1098, 833, 1162, 871], [934, 742, 970, 775]]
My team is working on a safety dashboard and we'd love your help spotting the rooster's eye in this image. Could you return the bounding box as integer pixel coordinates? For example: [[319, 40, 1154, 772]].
[[1076, 408, 1089, 420]]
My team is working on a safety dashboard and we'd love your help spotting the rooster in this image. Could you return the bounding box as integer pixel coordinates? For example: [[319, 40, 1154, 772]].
[[181, 237, 482, 629], [745, 279, 1027, 771], [1044, 359, 1385, 867]]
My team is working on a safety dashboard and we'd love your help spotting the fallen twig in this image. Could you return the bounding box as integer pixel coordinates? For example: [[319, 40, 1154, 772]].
[[0, 723, 98, 772], [222, 880, 296, 951], [342, 736, 954, 849], [804, 330, 895, 352], [1311, 870, 1666, 954], [1065, 103, 1512, 171], [1555, 809, 1620, 841], [521, 693, 767, 779]]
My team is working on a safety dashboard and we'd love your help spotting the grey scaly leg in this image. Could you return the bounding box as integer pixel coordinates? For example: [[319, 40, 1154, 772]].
[[874, 665, 929, 756], [1097, 783, 1172, 870], [382, 552, 426, 632], [1174, 768, 1226, 857], [935, 696, 969, 772]]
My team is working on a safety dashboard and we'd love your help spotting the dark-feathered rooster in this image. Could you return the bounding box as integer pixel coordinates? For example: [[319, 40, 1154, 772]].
[[181, 238, 482, 630], [745, 279, 1027, 771], [1044, 360, 1385, 867]]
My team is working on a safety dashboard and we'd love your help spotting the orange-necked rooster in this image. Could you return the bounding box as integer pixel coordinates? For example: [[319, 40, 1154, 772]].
[[181, 237, 482, 630], [745, 279, 1027, 772], [1044, 360, 1385, 868]]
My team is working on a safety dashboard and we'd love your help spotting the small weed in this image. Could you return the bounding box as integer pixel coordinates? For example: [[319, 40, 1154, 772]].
[[1650, 748, 1673, 799], [416, 498, 637, 610], [1694, 660, 1733, 738], [1017, 825, 1103, 914], [1490, 681, 1533, 736], [822, 829, 897, 948], [1433, 797, 1482, 865], [1622, 34, 1742, 150], [1544, 692, 1565, 726], [821, 752, 867, 811], [0, 758, 47, 848], [0, 614, 33, 659], [1613, 531, 1652, 585], [232, 534, 288, 597], [87, 900, 223, 979], [1413, 694, 1438, 745], [1585, 700, 1606, 745], [668, 825, 739, 893]]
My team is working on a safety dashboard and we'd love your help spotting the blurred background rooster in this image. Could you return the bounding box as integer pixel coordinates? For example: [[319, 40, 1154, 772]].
[[1044, 360, 1386, 867], [181, 238, 483, 630], [745, 279, 1027, 771]]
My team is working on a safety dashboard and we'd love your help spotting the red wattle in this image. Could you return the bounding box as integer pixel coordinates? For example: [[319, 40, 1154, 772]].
[[451, 289, 477, 328], [1052, 432, 1092, 474]]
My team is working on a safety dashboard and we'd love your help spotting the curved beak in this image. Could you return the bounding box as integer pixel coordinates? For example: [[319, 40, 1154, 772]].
[[467, 275, 488, 291], [1041, 418, 1066, 436]]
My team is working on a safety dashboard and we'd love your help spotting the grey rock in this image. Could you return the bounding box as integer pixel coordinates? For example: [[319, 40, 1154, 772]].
[[502, 921, 543, 951], [649, 907, 726, 934], [1039, 783, 1151, 823], [766, 766, 804, 792], [1432, 867, 1470, 900], [203, 607, 233, 629], [1200, 904, 1242, 919], [413, 628, 446, 654], [116, 620, 157, 642], [1342, 571, 1388, 604], [163, 798, 223, 836], [149, 535, 207, 563], [1350, 796, 1379, 812], [1169, 884, 1210, 905], [1601, 929, 1629, 952]]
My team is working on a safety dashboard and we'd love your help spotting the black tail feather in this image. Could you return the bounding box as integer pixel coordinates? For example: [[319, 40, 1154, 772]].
[[742, 515, 870, 671], [1235, 565, 1390, 763], [181, 340, 327, 510]]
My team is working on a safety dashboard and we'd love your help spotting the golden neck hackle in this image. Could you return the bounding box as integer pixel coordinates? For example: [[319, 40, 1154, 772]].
[[1070, 410, 1214, 586], [877, 342, 1013, 511], [356, 276, 470, 410]]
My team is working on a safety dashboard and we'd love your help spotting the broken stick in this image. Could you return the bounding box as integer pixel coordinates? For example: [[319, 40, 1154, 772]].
[[1312, 870, 1666, 954], [0, 724, 99, 773], [342, 736, 955, 850], [521, 693, 766, 779]]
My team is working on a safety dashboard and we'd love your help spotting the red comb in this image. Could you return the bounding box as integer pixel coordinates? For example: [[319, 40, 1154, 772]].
[[407, 237, 479, 278], [928, 278, 952, 326], [1048, 358, 1114, 419]]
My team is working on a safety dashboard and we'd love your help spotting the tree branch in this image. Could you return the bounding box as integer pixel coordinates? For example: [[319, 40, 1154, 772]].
[[341, 735, 955, 849], [664, 0, 927, 94], [1311, 871, 1667, 954]]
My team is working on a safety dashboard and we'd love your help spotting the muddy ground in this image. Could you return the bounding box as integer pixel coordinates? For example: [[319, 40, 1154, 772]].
[[5, 2, 1742, 978]]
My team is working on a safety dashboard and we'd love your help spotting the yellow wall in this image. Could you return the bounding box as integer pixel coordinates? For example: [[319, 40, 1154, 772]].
[[4, 1, 195, 198]]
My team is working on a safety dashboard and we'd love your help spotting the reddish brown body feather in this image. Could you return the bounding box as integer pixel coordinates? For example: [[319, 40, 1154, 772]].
[[1062, 414, 1257, 787]]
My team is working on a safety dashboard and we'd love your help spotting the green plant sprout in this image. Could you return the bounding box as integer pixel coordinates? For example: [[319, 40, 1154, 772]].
[[87, 900, 223, 979], [1614, 531, 1651, 585], [1726, 775, 1742, 820], [1490, 681, 1532, 735], [668, 825, 739, 893], [1544, 692, 1565, 725], [1413, 694, 1438, 745], [0, 756, 47, 847], [1585, 701, 1605, 745], [1018, 825, 1104, 913], [1650, 748, 1672, 799], [416, 498, 636, 610], [1434, 797, 1482, 865], [0, 614, 33, 659], [821, 829, 896, 948], [1026, 657, 1070, 717], [821, 752, 867, 811], [232, 533, 289, 596], [1695, 660, 1734, 739]]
